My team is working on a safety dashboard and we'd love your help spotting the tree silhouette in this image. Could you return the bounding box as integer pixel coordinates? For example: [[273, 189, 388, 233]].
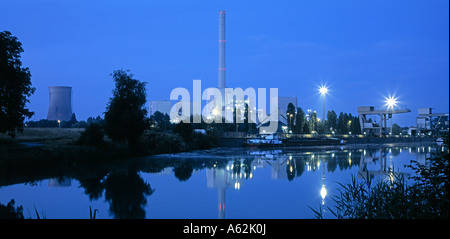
[[104, 70, 149, 148], [173, 162, 194, 181], [103, 170, 154, 219], [0, 31, 35, 138]]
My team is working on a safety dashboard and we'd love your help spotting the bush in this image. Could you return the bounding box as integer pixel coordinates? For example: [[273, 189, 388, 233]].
[[0, 199, 24, 219], [141, 131, 186, 155], [173, 123, 193, 142], [76, 123, 105, 148], [190, 132, 214, 150]]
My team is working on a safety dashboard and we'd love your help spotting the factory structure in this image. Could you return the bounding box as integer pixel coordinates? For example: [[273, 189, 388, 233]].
[[47, 86, 73, 121], [413, 108, 449, 136], [149, 10, 297, 131]]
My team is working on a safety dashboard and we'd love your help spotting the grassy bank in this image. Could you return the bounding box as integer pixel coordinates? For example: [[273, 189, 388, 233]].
[[0, 128, 84, 144], [0, 126, 220, 174]]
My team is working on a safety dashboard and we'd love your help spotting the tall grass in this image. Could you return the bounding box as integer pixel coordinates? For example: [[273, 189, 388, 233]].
[[312, 139, 449, 219]]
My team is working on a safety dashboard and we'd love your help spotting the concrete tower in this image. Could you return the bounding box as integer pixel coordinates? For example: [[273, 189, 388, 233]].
[[47, 86, 73, 121], [218, 10, 226, 89]]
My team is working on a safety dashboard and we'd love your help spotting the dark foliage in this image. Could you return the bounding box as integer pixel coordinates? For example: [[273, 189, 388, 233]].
[[76, 123, 105, 148], [0, 31, 35, 138], [0, 199, 24, 219], [104, 70, 149, 147]]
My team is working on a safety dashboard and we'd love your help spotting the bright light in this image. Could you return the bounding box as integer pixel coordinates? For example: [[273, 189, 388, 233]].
[[385, 96, 398, 109], [319, 85, 328, 95], [320, 185, 327, 200], [212, 108, 221, 116]]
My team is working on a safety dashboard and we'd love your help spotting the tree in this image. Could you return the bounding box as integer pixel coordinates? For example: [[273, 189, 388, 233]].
[[0, 31, 35, 138], [150, 111, 171, 131], [327, 110, 338, 132], [303, 121, 311, 134], [392, 123, 402, 135], [337, 112, 349, 134], [294, 107, 305, 134], [350, 115, 361, 134], [309, 111, 318, 132], [286, 103, 296, 131], [104, 70, 149, 146], [173, 122, 193, 142]]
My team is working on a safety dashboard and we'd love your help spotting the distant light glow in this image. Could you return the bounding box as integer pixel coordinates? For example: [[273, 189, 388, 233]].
[[384, 96, 398, 109], [320, 185, 327, 200], [318, 85, 328, 95]]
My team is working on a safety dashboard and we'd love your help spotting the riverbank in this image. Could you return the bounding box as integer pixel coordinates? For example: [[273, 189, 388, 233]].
[[219, 136, 438, 147]]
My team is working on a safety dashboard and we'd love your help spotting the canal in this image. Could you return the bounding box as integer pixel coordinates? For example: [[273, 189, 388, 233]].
[[0, 142, 443, 219]]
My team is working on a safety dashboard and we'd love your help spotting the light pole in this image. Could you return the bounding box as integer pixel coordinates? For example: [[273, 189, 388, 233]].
[[385, 96, 398, 135], [319, 85, 328, 123]]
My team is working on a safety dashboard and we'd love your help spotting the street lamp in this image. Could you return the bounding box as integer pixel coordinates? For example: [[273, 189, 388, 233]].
[[318, 85, 328, 122], [384, 96, 397, 109], [384, 95, 398, 135]]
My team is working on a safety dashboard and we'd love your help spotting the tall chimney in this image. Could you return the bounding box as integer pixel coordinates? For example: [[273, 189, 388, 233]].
[[218, 10, 226, 89]]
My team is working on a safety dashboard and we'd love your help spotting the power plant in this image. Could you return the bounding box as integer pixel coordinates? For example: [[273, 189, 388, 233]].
[[47, 86, 73, 121], [149, 10, 297, 131]]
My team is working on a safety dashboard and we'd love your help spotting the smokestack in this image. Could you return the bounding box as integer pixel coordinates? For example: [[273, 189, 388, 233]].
[[218, 10, 226, 89], [47, 86, 73, 121]]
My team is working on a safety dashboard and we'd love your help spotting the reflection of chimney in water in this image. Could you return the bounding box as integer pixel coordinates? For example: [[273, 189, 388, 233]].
[[218, 188, 226, 219]]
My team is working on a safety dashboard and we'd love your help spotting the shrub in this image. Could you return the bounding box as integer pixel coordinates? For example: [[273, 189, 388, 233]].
[[141, 131, 186, 155], [76, 123, 105, 148], [0, 199, 24, 219], [313, 134, 449, 219]]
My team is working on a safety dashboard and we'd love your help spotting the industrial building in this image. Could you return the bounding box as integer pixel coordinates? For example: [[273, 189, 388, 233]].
[[47, 86, 73, 121], [150, 10, 297, 132], [357, 105, 410, 136], [416, 108, 449, 135]]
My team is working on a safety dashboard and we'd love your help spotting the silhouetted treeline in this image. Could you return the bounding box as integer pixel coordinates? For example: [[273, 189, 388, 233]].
[[286, 105, 361, 135], [25, 114, 104, 128]]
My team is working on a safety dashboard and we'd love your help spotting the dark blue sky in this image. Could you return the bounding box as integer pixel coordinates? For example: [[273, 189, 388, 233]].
[[1, 0, 448, 126]]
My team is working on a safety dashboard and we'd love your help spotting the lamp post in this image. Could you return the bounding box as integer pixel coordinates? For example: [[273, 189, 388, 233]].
[[385, 96, 398, 135], [319, 86, 328, 123]]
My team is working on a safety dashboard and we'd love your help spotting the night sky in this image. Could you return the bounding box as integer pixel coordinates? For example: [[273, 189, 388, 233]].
[[1, 0, 448, 126]]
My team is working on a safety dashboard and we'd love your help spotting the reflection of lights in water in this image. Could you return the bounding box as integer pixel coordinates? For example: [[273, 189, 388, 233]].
[[290, 166, 293, 173], [234, 182, 240, 190], [331, 153, 335, 158], [363, 150, 366, 156], [250, 173, 253, 179], [389, 172, 394, 184], [348, 158, 351, 166], [320, 185, 327, 205]]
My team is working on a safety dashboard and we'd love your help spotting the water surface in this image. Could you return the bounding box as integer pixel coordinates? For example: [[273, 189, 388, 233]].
[[0, 143, 441, 219]]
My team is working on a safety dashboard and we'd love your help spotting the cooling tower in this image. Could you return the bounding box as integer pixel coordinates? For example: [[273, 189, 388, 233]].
[[47, 86, 73, 121]]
